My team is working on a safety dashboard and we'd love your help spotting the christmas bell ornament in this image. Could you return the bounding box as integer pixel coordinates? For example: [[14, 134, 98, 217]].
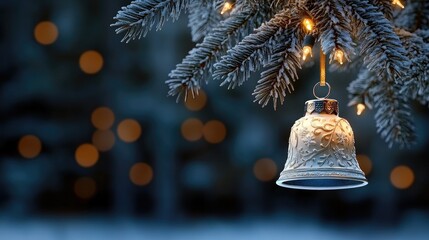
[[276, 83, 368, 190]]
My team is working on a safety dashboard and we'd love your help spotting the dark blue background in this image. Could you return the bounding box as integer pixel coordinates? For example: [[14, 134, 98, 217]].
[[1, 0, 429, 239]]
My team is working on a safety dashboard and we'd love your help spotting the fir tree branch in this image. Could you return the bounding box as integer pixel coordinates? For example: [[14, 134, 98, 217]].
[[311, 0, 355, 63], [397, 29, 429, 105], [111, 0, 189, 43], [348, 68, 416, 148], [166, 6, 263, 101], [213, 9, 291, 89], [373, 0, 393, 20], [253, 17, 303, 109], [345, 0, 410, 82], [394, 0, 429, 32], [188, 0, 223, 42]]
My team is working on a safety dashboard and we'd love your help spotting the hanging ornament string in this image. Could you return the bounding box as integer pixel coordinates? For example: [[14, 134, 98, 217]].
[[312, 49, 330, 100], [320, 49, 326, 87]]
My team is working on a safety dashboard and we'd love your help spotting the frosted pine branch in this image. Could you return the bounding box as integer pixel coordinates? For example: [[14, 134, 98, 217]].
[[397, 29, 429, 105], [311, 0, 354, 63], [253, 17, 303, 109], [213, 9, 291, 89], [166, 6, 263, 101], [111, 0, 189, 43], [188, 1, 223, 42], [345, 0, 410, 82], [348, 68, 416, 148]]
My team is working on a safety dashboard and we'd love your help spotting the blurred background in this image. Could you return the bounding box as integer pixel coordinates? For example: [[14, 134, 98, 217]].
[[1, 0, 429, 239]]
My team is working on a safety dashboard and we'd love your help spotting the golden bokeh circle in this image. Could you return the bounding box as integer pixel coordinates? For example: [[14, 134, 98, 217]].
[[203, 120, 227, 144], [356, 154, 372, 175], [75, 144, 99, 168], [390, 165, 414, 189], [253, 158, 278, 182], [117, 119, 142, 143], [18, 135, 42, 159], [74, 177, 97, 199], [181, 118, 204, 141], [79, 50, 104, 74], [91, 107, 115, 130], [92, 129, 115, 152], [129, 163, 153, 186], [34, 21, 58, 45], [185, 91, 207, 111]]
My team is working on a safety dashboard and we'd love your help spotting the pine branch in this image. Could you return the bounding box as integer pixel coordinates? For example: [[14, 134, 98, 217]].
[[188, 1, 223, 42], [347, 68, 375, 109], [311, 0, 355, 63], [348, 68, 416, 148], [345, 0, 410, 82], [213, 9, 291, 89], [397, 29, 429, 105], [373, 0, 393, 20], [394, 0, 429, 32], [111, 0, 189, 43], [253, 18, 303, 109], [166, 6, 262, 101]]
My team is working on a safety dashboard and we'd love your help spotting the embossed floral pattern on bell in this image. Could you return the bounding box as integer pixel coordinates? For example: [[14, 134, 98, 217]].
[[277, 99, 367, 190]]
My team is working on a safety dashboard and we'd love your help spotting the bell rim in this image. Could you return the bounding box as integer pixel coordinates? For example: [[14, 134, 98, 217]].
[[276, 177, 368, 190], [276, 168, 368, 190]]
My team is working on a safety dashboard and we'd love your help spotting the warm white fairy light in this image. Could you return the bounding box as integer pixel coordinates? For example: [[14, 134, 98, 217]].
[[221, 2, 234, 15], [392, 0, 405, 9], [356, 103, 366, 116], [302, 18, 315, 32], [334, 49, 344, 65], [302, 46, 313, 61]]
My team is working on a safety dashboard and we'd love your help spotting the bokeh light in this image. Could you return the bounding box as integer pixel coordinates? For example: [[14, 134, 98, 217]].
[[357, 154, 372, 175], [75, 144, 99, 168], [203, 120, 227, 144], [390, 165, 415, 189], [185, 90, 207, 111], [74, 177, 97, 199], [92, 129, 115, 152], [129, 163, 153, 186], [79, 50, 104, 74], [91, 107, 115, 130], [34, 21, 58, 45], [18, 135, 42, 159], [181, 118, 204, 141], [253, 158, 278, 182], [117, 119, 142, 143]]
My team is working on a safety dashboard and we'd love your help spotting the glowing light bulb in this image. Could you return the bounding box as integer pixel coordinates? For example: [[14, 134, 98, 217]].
[[302, 46, 313, 61], [356, 103, 366, 116], [392, 0, 404, 8], [221, 2, 234, 15], [334, 49, 344, 65], [302, 18, 315, 32]]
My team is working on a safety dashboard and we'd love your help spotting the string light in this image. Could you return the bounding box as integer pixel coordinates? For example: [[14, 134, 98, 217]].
[[302, 46, 313, 61], [302, 18, 315, 32], [221, 1, 234, 15], [334, 49, 344, 65], [392, 0, 405, 8], [302, 35, 315, 61], [356, 103, 366, 116]]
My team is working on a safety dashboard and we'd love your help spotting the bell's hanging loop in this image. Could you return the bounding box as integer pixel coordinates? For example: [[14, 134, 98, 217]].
[[312, 82, 331, 99], [276, 98, 368, 190]]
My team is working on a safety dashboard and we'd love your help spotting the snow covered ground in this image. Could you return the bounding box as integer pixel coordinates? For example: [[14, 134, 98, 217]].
[[1, 214, 429, 240]]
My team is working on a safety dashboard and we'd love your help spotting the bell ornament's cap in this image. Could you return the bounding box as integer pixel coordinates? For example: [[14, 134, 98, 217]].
[[304, 98, 339, 116]]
